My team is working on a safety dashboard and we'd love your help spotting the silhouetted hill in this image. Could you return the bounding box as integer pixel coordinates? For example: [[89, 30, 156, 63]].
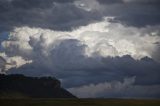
[[0, 74, 76, 98]]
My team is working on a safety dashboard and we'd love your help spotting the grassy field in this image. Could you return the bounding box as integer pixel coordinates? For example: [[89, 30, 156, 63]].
[[0, 99, 160, 106]]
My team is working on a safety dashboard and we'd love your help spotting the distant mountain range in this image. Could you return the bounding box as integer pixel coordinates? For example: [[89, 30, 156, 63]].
[[0, 74, 76, 98]]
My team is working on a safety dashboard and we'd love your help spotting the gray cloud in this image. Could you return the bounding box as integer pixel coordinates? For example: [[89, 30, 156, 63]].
[[7, 55, 160, 88], [68, 77, 160, 98], [0, 0, 160, 33], [98, 0, 123, 4], [0, 0, 102, 32], [122, 0, 160, 3], [98, 0, 160, 4]]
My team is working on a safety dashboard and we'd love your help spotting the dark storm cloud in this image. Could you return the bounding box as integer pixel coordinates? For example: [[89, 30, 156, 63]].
[[97, 0, 123, 4], [0, 0, 160, 33], [122, 0, 160, 3], [98, 0, 160, 4], [97, 0, 160, 27], [0, 0, 74, 9], [8, 55, 160, 88], [0, 0, 102, 32], [112, 3, 160, 27]]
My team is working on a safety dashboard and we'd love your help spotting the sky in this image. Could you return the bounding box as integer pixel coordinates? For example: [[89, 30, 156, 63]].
[[0, 0, 160, 98]]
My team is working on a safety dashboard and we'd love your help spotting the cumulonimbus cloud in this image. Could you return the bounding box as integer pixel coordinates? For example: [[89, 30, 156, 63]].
[[0, 17, 160, 72], [0, 17, 160, 98], [1, 17, 160, 61]]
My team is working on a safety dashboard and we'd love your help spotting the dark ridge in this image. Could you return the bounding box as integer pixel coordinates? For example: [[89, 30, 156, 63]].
[[0, 74, 76, 98]]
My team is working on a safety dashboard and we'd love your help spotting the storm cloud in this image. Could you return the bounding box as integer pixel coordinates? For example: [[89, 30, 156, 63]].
[[0, 0, 160, 98], [1, 17, 160, 98], [0, 0, 160, 33]]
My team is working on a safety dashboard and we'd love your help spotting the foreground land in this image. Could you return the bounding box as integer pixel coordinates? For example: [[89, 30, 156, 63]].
[[0, 99, 160, 106]]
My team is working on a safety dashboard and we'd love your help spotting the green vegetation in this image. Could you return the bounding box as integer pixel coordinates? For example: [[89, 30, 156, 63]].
[[0, 99, 160, 106]]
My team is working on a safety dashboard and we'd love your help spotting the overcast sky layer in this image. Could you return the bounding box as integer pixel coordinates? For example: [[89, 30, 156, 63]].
[[0, 0, 160, 98]]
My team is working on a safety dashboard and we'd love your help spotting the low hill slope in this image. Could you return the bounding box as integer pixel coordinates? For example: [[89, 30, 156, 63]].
[[0, 74, 76, 98]]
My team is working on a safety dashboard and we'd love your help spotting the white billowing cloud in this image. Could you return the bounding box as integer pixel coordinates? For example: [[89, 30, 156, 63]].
[[68, 77, 160, 98], [0, 17, 160, 73], [71, 17, 160, 60], [0, 52, 32, 73]]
